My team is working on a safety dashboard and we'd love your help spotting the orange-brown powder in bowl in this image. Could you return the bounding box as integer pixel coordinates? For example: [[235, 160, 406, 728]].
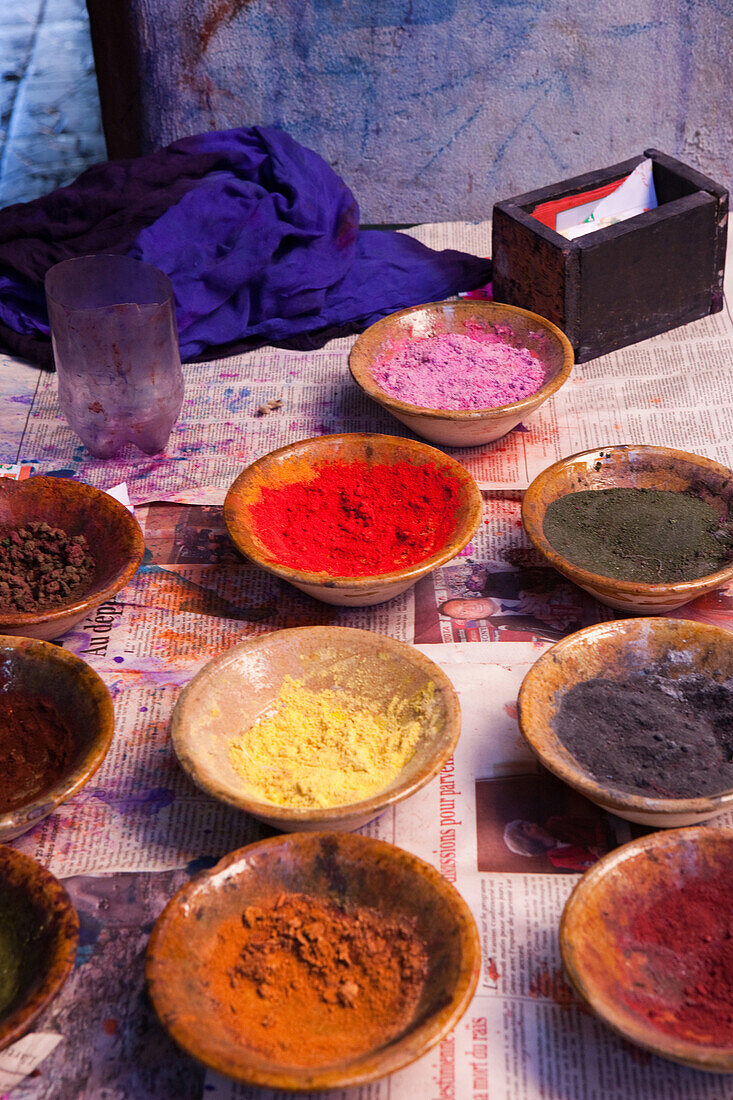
[[203, 891, 429, 1067]]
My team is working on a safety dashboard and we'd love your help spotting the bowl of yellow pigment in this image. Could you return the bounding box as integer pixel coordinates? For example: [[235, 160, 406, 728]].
[[170, 626, 461, 832]]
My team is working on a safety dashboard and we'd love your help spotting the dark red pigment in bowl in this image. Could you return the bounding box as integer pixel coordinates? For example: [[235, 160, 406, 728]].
[[0, 692, 76, 813], [618, 861, 733, 1047]]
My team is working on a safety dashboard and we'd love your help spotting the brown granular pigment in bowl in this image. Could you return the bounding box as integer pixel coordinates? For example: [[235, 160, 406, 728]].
[[0, 522, 95, 612], [205, 891, 429, 1067]]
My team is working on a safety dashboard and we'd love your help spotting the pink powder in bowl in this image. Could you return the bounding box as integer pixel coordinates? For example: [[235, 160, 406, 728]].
[[371, 332, 547, 411]]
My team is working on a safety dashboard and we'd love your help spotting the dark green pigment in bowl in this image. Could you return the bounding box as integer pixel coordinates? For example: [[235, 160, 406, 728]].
[[553, 669, 733, 798], [542, 488, 733, 583], [0, 911, 21, 1016]]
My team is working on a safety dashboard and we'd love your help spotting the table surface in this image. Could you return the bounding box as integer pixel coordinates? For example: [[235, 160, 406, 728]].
[[1, 220, 733, 1100]]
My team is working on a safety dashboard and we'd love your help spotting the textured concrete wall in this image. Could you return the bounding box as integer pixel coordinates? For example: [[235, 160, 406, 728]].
[[90, 0, 732, 221], [2, 1, 731, 220]]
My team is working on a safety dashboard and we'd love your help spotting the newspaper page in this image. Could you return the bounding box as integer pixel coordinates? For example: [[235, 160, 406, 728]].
[[4, 220, 732, 501], [12, 644, 731, 1099], [13, 493, 733, 881]]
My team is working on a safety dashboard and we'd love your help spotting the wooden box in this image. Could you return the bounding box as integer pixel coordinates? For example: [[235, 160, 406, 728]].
[[491, 149, 728, 362]]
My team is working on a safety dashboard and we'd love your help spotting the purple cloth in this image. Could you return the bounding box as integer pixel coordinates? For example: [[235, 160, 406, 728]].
[[0, 126, 491, 367]]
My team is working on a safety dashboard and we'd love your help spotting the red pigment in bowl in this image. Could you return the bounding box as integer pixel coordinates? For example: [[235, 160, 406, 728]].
[[249, 460, 461, 575], [618, 862, 733, 1046]]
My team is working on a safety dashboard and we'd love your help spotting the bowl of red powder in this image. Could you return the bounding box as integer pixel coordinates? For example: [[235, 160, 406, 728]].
[[561, 826, 733, 1072], [0, 475, 145, 640], [523, 444, 733, 614], [349, 300, 573, 447], [224, 433, 483, 606], [0, 635, 114, 842], [518, 616, 733, 828], [146, 831, 480, 1089]]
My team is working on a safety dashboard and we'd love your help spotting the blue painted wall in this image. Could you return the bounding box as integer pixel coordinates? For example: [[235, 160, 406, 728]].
[[1, 1, 731, 221]]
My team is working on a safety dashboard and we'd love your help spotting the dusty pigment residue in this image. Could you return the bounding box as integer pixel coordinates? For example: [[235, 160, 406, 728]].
[[203, 892, 428, 1067], [542, 487, 733, 583], [371, 330, 545, 410]]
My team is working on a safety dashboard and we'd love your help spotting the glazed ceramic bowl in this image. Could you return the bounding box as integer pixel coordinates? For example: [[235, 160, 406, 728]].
[[522, 444, 733, 614], [518, 617, 733, 828], [560, 826, 733, 1073], [0, 475, 144, 639], [348, 300, 574, 447], [0, 635, 115, 841], [171, 626, 461, 832], [146, 831, 480, 1090], [0, 846, 79, 1050], [223, 433, 482, 606]]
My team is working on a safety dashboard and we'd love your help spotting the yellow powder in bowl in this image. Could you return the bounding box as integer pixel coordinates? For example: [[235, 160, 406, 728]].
[[228, 676, 435, 808]]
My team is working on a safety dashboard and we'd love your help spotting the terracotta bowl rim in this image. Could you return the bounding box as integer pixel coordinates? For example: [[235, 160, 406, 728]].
[[517, 617, 733, 815], [348, 298, 574, 422], [223, 432, 483, 588], [0, 475, 145, 629], [146, 831, 481, 1089], [522, 444, 733, 597], [170, 625, 462, 825], [0, 635, 115, 834], [560, 826, 733, 1071], [0, 845, 79, 1050]]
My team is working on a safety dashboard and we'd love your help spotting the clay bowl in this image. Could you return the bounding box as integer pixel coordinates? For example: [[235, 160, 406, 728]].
[[0, 846, 79, 1051], [0, 636, 115, 841], [560, 826, 733, 1073], [349, 300, 573, 447], [223, 433, 482, 606], [0, 475, 145, 639], [171, 626, 461, 832], [522, 444, 733, 614], [146, 831, 480, 1090], [518, 617, 733, 828]]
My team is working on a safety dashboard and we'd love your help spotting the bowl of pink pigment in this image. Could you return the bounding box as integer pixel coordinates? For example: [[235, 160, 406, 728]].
[[223, 433, 483, 607], [560, 826, 733, 1073], [349, 300, 574, 447], [518, 617, 733, 828]]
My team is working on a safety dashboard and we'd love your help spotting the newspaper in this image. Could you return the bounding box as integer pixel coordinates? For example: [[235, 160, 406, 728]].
[[2, 217, 733, 1096], [12, 641, 731, 1098], [2, 220, 731, 500]]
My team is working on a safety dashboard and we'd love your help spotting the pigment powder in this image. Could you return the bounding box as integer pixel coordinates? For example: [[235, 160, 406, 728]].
[[619, 864, 733, 1046], [229, 676, 436, 807], [203, 892, 428, 1066], [249, 460, 461, 574], [0, 522, 96, 612], [553, 669, 733, 798], [0, 691, 76, 813], [371, 330, 545, 410], [542, 487, 733, 583]]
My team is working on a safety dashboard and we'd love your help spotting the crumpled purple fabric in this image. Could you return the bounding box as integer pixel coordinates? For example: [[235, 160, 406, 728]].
[[0, 126, 491, 367]]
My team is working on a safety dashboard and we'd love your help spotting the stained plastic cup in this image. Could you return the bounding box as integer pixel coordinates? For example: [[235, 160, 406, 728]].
[[45, 255, 184, 459]]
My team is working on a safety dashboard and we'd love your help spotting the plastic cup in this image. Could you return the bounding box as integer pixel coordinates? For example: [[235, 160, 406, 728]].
[[45, 255, 184, 459]]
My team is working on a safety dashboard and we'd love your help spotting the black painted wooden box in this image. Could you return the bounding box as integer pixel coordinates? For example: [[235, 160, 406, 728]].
[[491, 149, 728, 362]]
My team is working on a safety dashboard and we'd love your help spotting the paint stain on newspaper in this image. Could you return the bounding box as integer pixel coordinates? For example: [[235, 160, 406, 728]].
[[528, 965, 580, 1010], [486, 957, 500, 982]]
